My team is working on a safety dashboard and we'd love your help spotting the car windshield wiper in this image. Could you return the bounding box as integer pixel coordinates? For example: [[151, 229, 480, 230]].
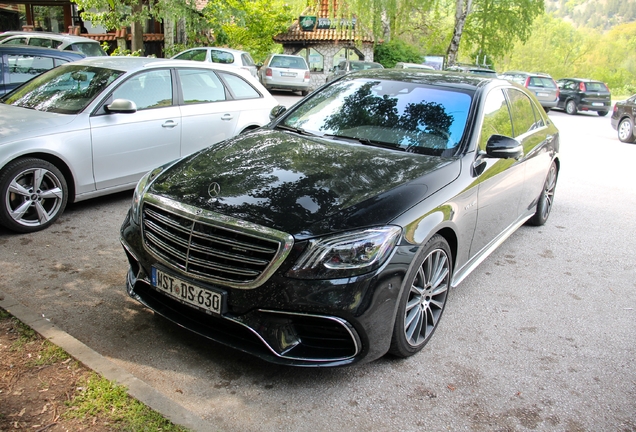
[[275, 124, 317, 136], [322, 134, 406, 152]]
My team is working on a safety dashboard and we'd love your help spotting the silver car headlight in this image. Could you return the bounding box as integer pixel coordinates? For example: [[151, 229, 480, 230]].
[[130, 166, 164, 225], [287, 226, 402, 279]]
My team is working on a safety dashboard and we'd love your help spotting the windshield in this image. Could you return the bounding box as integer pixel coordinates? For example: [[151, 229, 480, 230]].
[[2, 64, 124, 114], [66, 42, 107, 57], [280, 78, 472, 156]]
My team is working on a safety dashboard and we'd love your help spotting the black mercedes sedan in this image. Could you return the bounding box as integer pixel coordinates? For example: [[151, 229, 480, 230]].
[[120, 70, 560, 367]]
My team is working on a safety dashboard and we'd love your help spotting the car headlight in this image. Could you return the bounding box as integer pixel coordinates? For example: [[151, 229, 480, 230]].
[[130, 166, 164, 225], [287, 226, 402, 279]]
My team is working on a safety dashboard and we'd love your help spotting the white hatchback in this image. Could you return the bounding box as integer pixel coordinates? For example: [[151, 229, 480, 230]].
[[0, 31, 107, 56], [172, 47, 258, 78], [0, 57, 279, 233]]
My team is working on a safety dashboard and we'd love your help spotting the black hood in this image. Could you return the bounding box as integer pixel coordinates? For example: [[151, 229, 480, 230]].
[[148, 129, 460, 237]]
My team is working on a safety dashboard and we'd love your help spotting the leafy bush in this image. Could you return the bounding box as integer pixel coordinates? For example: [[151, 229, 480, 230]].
[[374, 40, 423, 68]]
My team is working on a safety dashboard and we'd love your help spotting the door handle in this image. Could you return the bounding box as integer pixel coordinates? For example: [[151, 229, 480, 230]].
[[221, 114, 234, 121], [162, 120, 178, 128]]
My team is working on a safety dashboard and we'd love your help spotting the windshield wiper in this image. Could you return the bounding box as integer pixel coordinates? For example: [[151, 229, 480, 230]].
[[275, 124, 317, 136], [322, 134, 406, 151]]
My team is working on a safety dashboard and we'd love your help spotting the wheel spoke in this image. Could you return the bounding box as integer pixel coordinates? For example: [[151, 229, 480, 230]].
[[8, 179, 31, 197], [39, 187, 63, 200], [32, 168, 47, 191], [34, 201, 52, 223], [10, 200, 33, 221]]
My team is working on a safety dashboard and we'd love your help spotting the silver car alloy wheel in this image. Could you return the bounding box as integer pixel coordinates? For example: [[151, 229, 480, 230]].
[[403, 247, 450, 347], [6, 166, 65, 228]]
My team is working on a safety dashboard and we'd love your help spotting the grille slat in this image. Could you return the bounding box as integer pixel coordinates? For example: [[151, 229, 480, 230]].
[[142, 202, 292, 288]]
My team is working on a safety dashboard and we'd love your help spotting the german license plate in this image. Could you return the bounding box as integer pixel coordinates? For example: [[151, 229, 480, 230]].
[[537, 92, 548, 97], [592, 102, 604, 106], [151, 267, 224, 315], [281, 72, 297, 77]]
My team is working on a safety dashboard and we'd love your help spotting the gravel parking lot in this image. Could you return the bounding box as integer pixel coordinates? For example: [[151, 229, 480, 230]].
[[0, 99, 634, 431]]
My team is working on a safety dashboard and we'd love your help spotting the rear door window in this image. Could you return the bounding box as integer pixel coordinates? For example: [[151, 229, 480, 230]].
[[210, 50, 234, 65], [219, 72, 260, 99], [177, 68, 227, 104]]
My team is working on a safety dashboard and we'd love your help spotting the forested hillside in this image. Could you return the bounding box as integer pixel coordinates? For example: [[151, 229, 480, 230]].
[[545, 0, 636, 30]]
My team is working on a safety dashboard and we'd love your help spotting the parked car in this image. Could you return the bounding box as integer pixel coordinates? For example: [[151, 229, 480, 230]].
[[0, 45, 84, 96], [611, 95, 636, 143], [258, 54, 311, 95], [394, 62, 435, 70], [500, 71, 559, 112], [0, 57, 279, 233], [446, 64, 497, 78], [555, 78, 611, 116], [0, 31, 107, 57], [327, 60, 384, 82], [172, 47, 258, 78], [120, 69, 560, 367]]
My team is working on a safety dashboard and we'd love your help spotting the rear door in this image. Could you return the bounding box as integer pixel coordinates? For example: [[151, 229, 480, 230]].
[[176, 67, 240, 156]]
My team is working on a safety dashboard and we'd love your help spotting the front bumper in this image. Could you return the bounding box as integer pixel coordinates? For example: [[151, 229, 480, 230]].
[[120, 211, 409, 367]]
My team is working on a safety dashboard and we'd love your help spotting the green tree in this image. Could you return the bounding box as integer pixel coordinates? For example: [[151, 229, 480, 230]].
[[205, 0, 295, 62], [72, 0, 206, 54], [458, 0, 544, 65]]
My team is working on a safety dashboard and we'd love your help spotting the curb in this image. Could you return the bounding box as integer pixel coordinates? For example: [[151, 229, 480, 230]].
[[0, 290, 214, 432]]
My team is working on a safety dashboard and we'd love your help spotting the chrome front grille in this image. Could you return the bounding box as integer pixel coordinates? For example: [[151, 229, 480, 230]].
[[141, 197, 294, 289]]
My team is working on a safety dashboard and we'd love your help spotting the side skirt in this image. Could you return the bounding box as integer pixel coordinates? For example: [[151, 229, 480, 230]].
[[451, 212, 533, 288]]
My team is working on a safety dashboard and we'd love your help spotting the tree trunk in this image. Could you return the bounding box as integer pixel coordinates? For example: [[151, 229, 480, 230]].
[[446, 0, 472, 66], [164, 18, 174, 58], [131, 0, 144, 54]]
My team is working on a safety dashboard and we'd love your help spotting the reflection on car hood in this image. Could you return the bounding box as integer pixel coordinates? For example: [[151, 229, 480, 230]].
[[0, 104, 77, 142], [148, 129, 459, 236]]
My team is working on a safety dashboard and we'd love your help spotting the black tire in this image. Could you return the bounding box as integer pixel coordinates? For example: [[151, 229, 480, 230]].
[[565, 100, 577, 115], [0, 158, 68, 233], [543, 107, 551, 113], [389, 234, 452, 358], [527, 161, 558, 226], [618, 117, 636, 143], [300, 90, 309, 96], [597, 111, 608, 117]]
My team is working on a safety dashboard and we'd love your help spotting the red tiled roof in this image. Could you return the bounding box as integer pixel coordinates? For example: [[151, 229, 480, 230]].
[[274, 21, 373, 43]]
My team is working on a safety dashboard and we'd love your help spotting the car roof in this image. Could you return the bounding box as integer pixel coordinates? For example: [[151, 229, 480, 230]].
[[175, 46, 250, 55], [0, 45, 85, 59], [66, 56, 254, 76], [558, 77, 602, 83], [0, 31, 100, 44], [342, 68, 500, 91], [502, 70, 552, 77]]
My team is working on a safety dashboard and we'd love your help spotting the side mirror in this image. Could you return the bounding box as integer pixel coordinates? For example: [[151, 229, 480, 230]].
[[269, 105, 287, 120], [105, 99, 137, 114], [485, 134, 523, 159]]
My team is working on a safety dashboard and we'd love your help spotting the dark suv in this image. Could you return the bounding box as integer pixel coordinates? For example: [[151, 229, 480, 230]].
[[555, 78, 611, 116], [500, 71, 559, 112]]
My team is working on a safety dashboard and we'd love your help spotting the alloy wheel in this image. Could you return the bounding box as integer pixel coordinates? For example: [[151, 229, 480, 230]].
[[403, 248, 450, 347]]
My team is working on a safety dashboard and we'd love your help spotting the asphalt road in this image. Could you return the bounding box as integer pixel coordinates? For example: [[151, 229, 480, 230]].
[[0, 97, 634, 431]]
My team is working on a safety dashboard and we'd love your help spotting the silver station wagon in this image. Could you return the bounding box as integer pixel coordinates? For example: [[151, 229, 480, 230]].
[[0, 57, 278, 233]]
